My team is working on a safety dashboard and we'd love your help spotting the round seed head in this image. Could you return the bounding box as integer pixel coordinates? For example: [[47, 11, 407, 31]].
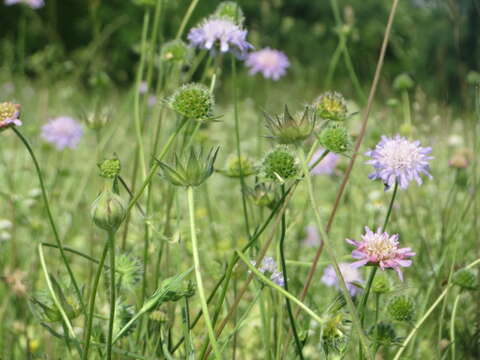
[[314, 92, 347, 121], [387, 295, 415, 322], [319, 123, 351, 154], [262, 146, 299, 182], [169, 83, 214, 121], [452, 268, 477, 291]]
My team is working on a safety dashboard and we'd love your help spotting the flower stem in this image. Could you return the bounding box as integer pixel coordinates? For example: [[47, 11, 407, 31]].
[[106, 230, 116, 360], [12, 127, 84, 310], [279, 185, 304, 359], [187, 186, 222, 360], [298, 147, 372, 359], [82, 242, 109, 360]]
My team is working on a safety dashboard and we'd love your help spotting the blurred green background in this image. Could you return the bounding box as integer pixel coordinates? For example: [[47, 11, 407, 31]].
[[0, 0, 479, 104]]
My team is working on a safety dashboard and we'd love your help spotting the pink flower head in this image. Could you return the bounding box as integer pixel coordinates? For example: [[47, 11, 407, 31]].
[[41, 116, 83, 150], [0, 102, 22, 131], [245, 48, 290, 80], [346, 226, 415, 281]]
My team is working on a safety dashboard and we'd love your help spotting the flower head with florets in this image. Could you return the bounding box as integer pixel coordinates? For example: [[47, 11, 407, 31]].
[[0, 102, 21, 132], [246, 48, 290, 81]]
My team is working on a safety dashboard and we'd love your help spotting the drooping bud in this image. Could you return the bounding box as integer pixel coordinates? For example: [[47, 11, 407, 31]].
[[160, 39, 194, 64], [261, 146, 299, 182], [157, 146, 219, 187], [313, 92, 348, 121], [91, 185, 127, 232], [264, 105, 316, 144], [318, 123, 351, 154], [0, 102, 22, 132], [215, 1, 245, 25], [393, 73, 414, 91], [387, 295, 415, 322], [452, 268, 477, 291], [169, 83, 215, 121]]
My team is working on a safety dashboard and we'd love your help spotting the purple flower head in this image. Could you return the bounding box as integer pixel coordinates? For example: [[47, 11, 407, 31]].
[[5, 0, 44, 8], [41, 116, 83, 150], [251, 256, 285, 287], [346, 227, 415, 281], [147, 95, 157, 108], [0, 102, 22, 131], [245, 48, 290, 80], [187, 17, 253, 57], [309, 148, 339, 175], [365, 135, 433, 190], [302, 225, 321, 247], [138, 81, 148, 94], [321, 262, 363, 296]]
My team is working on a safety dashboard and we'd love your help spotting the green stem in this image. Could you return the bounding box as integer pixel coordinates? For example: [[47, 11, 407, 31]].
[[176, 0, 200, 39], [450, 294, 460, 360], [106, 231, 116, 360], [82, 242, 109, 360], [298, 147, 372, 359], [279, 185, 304, 359], [187, 186, 222, 360], [13, 128, 84, 310], [231, 54, 251, 237]]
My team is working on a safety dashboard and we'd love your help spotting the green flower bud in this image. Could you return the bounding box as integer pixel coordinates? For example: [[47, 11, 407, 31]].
[[399, 123, 415, 137], [466, 71, 480, 85], [452, 268, 477, 291], [371, 322, 397, 345], [246, 183, 276, 208], [393, 73, 414, 91], [262, 146, 299, 182], [387, 295, 415, 322], [169, 83, 214, 121], [318, 123, 351, 154], [313, 91, 348, 121], [98, 158, 121, 179], [386, 98, 400, 108], [91, 186, 127, 232], [221, 155, 256, 178], [372, 272, 392, 294], [160, 39, 193, 64], [215, 1, 245, 25], [264, 105, 316, 145], [157, 146, 219, 187]]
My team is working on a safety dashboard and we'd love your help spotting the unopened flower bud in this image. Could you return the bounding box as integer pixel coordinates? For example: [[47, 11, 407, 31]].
[[215, 1, 245, 25], [222, 155, 255, 178], [262, 146, 299, 182], [372, 272, 392, 294], [318, 123, 351, 154], [393, 73, 414, 91], [452, 268, 477, 291], [98, 158, 121, 179], [387, 295, 415, 322], [371, 322, 396, 345], [91, 186, 126, 232], [160, 39, 193, 64], [399, 123, 415, 137], [169, 83, 214, 121]]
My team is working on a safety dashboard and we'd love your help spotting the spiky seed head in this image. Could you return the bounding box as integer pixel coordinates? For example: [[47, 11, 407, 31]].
[[371, 322, 397, 345], [318, 122, 351, 154], [264, 105, 316, 144], [169, 83, 214, 121], [91, 186, 126, 232], [313, 92, 347, 121], [160, 39, 193, 64], [387, 295, 415, 322], [261, 146, 299, 182], [215, 1, 245, 25], [393, 73, 414, 91], [157, 146, 219, 187], [452, 268, 477, 291]]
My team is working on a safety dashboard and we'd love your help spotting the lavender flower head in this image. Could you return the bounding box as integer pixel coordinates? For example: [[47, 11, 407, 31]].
[[5, 0, 45, 9], [0, 102, 21, 131], [346, 226, 415, 281], [321, 262, 363, 296], [302, 225, 321, 247], [245, 48, 290, 80], [251, 256, 285, 287], [309, 148, 339, 175], [187, 17, 253, 57], [365, 135, 433, 190], [41, 116, 83, 150]]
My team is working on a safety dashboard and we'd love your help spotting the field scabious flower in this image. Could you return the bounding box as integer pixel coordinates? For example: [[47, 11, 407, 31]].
[[5, 0, 44, 9], [41, 117, 83, 150], [365, 135, 433, 190], [0, 102, 21, 131], [252, 256, 285, 287], [309, 148, 339, 175], [346, 227, 415, 281], [246, 48, 290, 80], [187, 17, 253, 57], [321, 263, 363, 296]]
